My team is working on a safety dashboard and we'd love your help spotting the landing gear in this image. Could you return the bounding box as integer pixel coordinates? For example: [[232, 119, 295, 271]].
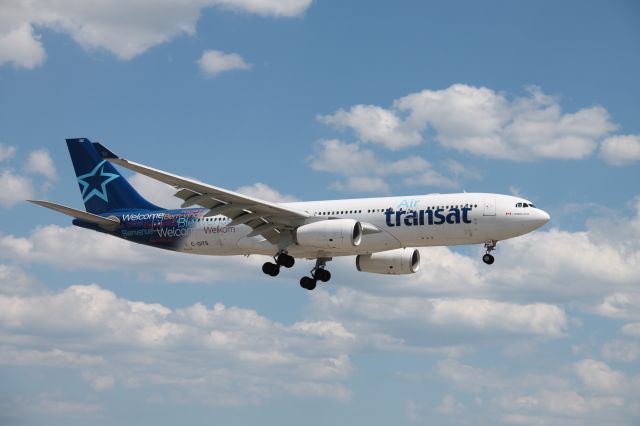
[[262, 262, 280, 276], [300, 276, 317, 290], [262, 251, 295, 278], [483, 240, 497, 265], [299, 258, 332, 290], [276, 252, 295, 268]]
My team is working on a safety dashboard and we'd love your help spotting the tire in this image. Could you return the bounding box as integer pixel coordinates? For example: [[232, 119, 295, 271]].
[[262, 262, 279, 276], [300, 276, 316, 290], [277, 253, 295, 268], [315, 269, 331, 282], [482, 254, 495, 265]]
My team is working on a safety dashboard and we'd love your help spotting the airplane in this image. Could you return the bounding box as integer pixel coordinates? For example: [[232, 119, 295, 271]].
[[29, 138, 550, 290]]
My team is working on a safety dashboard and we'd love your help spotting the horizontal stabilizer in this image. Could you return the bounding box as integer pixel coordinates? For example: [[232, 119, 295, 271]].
[[28, 200, 120, 231]]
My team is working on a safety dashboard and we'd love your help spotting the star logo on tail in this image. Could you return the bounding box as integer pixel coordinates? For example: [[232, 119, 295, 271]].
[[77, 160, 119, 203]]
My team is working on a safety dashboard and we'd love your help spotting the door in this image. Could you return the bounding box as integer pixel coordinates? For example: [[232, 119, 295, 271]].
[[483, 197, 496, 216]]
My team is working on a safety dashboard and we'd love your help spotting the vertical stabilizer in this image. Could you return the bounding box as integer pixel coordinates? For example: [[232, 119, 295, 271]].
[[66, 138, 162, 214]]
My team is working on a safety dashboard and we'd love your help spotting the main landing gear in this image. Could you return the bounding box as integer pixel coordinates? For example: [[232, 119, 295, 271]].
[[262, 252, 295, 277], [300, 258, 332, 291], [482, 240, 497, 265]]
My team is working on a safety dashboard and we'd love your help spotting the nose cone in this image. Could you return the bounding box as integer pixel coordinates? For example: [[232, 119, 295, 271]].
[[534, 209, 551, 228]]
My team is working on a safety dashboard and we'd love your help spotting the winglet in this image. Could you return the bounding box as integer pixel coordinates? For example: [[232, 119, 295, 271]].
[[93, 142, 119, 159]]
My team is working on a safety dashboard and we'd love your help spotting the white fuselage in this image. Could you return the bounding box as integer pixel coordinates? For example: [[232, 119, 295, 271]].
[[150, 193, 549, 259]]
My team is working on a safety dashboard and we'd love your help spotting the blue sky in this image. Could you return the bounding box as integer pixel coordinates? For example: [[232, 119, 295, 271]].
[[1, 1, 640, 425]]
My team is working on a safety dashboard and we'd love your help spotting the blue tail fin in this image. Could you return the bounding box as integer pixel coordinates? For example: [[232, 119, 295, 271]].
[[66, 138, 162, 214]]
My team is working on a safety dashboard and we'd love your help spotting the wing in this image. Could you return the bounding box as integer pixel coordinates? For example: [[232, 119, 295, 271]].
[[93, 143, 310, 243]]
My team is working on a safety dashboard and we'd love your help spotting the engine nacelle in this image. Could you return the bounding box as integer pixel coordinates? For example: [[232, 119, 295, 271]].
[[295, 219, 362, 250], [356, 248, 420, 275]]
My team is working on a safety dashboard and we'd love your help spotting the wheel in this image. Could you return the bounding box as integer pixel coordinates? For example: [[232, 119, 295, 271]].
[[262, 262, 280, 276], [299, 276, 317, 290], [315, 269, 331, 282], [482, 254, 495, 265], [277, 253, 295, 268]]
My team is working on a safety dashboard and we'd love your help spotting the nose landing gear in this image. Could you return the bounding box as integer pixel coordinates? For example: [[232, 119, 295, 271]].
[[482, 240, 496, 265]]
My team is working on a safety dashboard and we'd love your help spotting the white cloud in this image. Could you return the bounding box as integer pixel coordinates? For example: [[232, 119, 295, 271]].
[[311, 288, 568, 340], [0, 0, 313, 68], [198, 49, 252, 77], [0, 144, 16, 162], [129, 173, 182, 209], [0, 22, 46, 69], [600, 134, 640, 166], [318, 105, 422, 150], [595, 293, 640, 320], [329, 176, 391, 194], [0, 283, 354, 405], [309, 139, 460, 192], [621, 323, 640, 337], [602, 340, 640, 363], [130, 174, 299, 207], [235, 182, 300, 202], [574, 359, 626, 393], [437, 394, 466, 414], [25, 149, 57, 180], [214, 0, 313, 17], [0, 169, 34, 207], [433, 358, 636, 425], [319, 84, 619, 160], [0, 347, 103, 367], [32, 398, 103, 415], [0, 263, 36, 295], [82, 372, 115, 391], [0, 224, 265, 284]]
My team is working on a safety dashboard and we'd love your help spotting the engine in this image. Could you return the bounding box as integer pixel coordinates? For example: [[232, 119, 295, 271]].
[[295, 219, 362, 250], [356, 248, 420, 275]]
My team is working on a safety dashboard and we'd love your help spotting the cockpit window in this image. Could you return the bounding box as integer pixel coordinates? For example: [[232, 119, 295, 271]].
[[522, 203, 529, 207], [529, 203, 535, 208], [516, 202, 522, 207]]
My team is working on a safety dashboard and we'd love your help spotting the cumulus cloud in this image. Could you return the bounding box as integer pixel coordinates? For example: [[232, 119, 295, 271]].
[[129, 173, 182, 209], [602, 339, 640, 363], [25, 149, 57, 180], [0, 147, 58, 207], [431, 357, 637, 424], [0, 263, 37, 295], [0, 144, 16, 162], [309, 139, 459, 193], [0, 224, 263, 284], [0, 283, 354, 404], [130, 174, 298, 210], [0, 169, 34, 207], [600, 134, 640, 166], [235, 182, 300, 202], [0, 0, 313, 68], [318, 105, 422, 150], [0, 22, 46, 69], [198, 49, 252, 77], [319, 84, 619, 160], [310, 288, 568, 346], [574, 359, 627, 393]]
